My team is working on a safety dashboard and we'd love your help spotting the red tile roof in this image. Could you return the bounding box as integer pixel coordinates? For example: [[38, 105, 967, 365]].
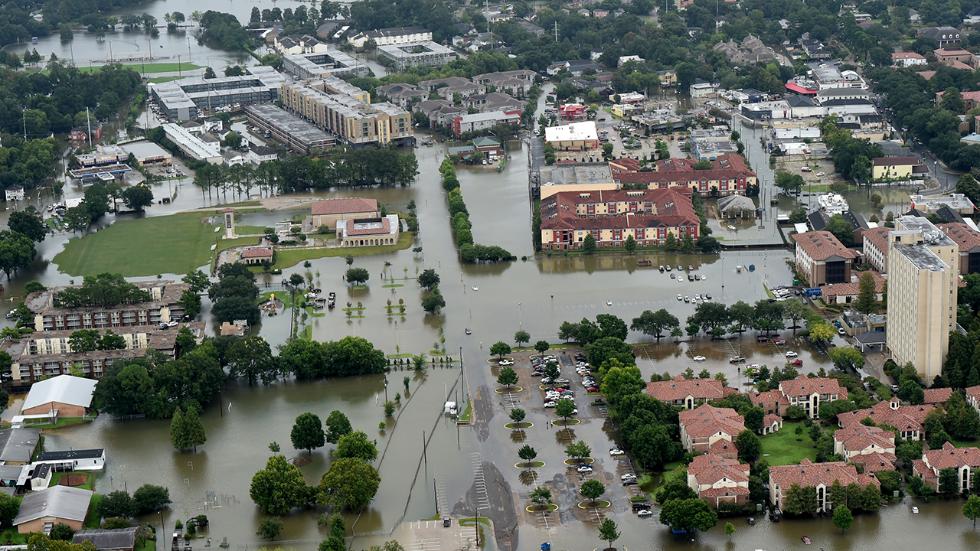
[[778, 375, 848, 399], [863, 226, 891, 253], [688, 453, 750, 486], [311, 197, 378, 216], [750, 390, 789, 412], [939, 223, 980, 252], [966, 385, 980, 404], [793, 231, 859, 262], [770, 459, 879, 491], [646, 376, 729, 402], [540, 188, 700, 232], [922, 388, 953, 406], [835, 424, 894, 454], [345, 218, 392, 236], [848, 452, 897, 473], [838, 401, 934, 433], [922, 442, 980, 470], [764, 413, 782, 427], [680, 404, 745, 440], [892, 51, 926, 60], [612, 154, 756, 186], [241, 246, 274, 259], [821, 271, 885, 300]]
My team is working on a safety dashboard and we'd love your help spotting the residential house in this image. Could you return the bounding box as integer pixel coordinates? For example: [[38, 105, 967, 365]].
[[21, 375, 97, 417], [833, 424, 896, 473], [939, 222, 980, 274], [246, 146, 278, 165], [777, 375, 848, 419], [452, 110, 521, 137], [863, 226, 891, 273], [679, 405, 745, 456], [820, 271, 886, 305], [918, 26, 962, 48], [73, 527, 140, 551], [792, 231, 858, 286], [417, 77, 483, 100], [472, 70, 537, 98], [762, 414, 783, 435], [749, 390, 789, 416], [838, 399, 934, 441], [35, 448, 106, 471], [769, 459, 879, 513], [539, 188, 700, 251], [645, 375, 733, 409], [14, 485, 93, 534], [376, 83, 428, 109], [311, 198, 379, 228], [686, 453, 751, 508], [0, 428, 40, 465], [913, 442, 980, 493], [892, 51, 927, 67], [464, 92, 524, 113]]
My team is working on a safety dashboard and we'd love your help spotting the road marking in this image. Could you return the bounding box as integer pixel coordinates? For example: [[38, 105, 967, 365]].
[[470, 453, 491, 510]]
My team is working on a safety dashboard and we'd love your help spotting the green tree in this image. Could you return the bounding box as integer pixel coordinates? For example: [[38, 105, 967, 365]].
[[0, 230, 36, 280], [132, 484, 171, 515], [624, 234, 636, 253], [345, 267, 369, 285], [964, 494, 980, 529], [170, 406, 206, 452], [659, 498, 718, 533], [724, 521, 736, 538], [325, 410, 352, 444], [534, 341, 550, 354], [497, 367, 519, 389], [8, 207, 47, 242], [48, 523, 74, 541], [580, 479, 605, 505], [227, 336, 278, 385], [656, 478, 698, 504], [565, 440, 591, 463], [99, 490, 135, 518], [514, 330, 530, 347], [335, 431, 378, 462], [291, 412, 325, 454], [249, 455, 308, 515], [855, 272, 878, 314], [830, 347, 865, 371], [489, 341, 511, 359], [509, 408, 526, 425], [630, 309, 679, 341], [833, 505, 853, 533], [257, 518, 283, 540], [530, 486, 552, 505], [518, 444, 537, 467], [0, 493, 18, 528], [555, 398, 577, 426], [319, 458, 380, 511], [421, 288, 445, 313], [121, 185, 153, 211], [940, 467, 960, 496], [783, 485, 819, 516], [736, 430, 761, 463], [417, 268, 440, 289], [582, 233, 597, 254], [599, 364, 645, 405], [598, 518, 619, 549]]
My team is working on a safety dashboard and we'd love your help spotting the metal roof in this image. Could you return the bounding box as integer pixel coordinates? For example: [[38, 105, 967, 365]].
[[22, 375, 97, 411]]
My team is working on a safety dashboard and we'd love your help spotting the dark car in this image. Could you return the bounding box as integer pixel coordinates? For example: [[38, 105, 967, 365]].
[[631, 502, 651, 512]]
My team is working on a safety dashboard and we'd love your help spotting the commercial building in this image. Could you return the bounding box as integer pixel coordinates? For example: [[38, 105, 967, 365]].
[[25, 281, 189, 332], [161, 123, 222, 164], [777, 375, 848, 419], [278, 81, 413, 146], [689, 128, 738, 161], [311, 197, 379, 228], [886, 216, 959, 382], [544, 121, 600, 151], [935, 48, 975, 68], [240, 247, 274, 266], [537, 165, 617, 199], [892, 51, 928, 67], [679, 405, 745, 456], [280, 49, 369, 80], [769, 460, 878, 513], [452, 110, 521, 137], [645, 375, 733, 409], [336, 215, 401, 247], [939, 222, 980, 274], [872, 156, 921, 182], [244, 104, 336, 155], [612, 154, 758, 196], [539, 188, 700, 250], [910, 193, 976, 215], [150, 69, 285, 121], [686, 454, 750, 509], [117, 141, 172, 166], [377, 41, 456, 69], [792, 231, 858, 286], [913, 442, 980, 493], [809, 62, 867, 90], [14, 485, 92, 534], [21, 375, 96, 417]]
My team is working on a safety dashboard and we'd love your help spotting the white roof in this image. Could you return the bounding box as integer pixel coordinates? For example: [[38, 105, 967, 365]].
[[545, 121, 598, 143], [22, 375, 97, 411]]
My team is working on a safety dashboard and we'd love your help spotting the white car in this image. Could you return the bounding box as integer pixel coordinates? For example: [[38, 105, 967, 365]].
[[693, 355, 706, 362], [676, 294, 683, 301], [544, 401, 557, 408], [621, 473, 637, 481], [785, 351, 799, 358], [610, 448, 625, 456], [166, 320, 179, 327], [576, 465, 593, 473], [499, 359, 514, 366], [637, 509, 654, 518]]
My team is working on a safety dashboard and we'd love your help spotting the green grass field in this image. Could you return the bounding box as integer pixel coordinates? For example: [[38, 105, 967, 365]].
[[147, 76, 182, 84], [79, 62, 201, 74], [54, 212, 229, 276], [760, 421, 818, 465], [269, 232, 415, 270]]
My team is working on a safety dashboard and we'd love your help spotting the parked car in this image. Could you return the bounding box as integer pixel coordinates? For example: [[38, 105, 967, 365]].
[[576, 465, 593, 474], [693, 355, 706, 361], [631, 502, 651, 512], [636, 509, 653, 518], [785, 351, 799, 358], [499, 359, 514, 366], [544, 401, 557, 408], [610, 448, 625, 456]]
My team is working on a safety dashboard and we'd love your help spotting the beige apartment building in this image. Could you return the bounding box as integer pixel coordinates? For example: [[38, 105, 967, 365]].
[[886, 216, 959, 381], [279, 81, 412, 146]]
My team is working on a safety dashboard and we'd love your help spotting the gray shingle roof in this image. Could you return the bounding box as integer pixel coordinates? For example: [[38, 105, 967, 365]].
[[73, 527, 139, 550], [14, 485, 93, 526], [0, 428, 40, 463]]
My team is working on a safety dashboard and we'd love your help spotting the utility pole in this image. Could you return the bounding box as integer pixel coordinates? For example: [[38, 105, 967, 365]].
[[86, 107, 92, 148], [554, 20, 558, 43]]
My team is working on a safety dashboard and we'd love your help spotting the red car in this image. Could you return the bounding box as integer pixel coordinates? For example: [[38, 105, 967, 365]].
[[788, 358, 803, 367], [586, 386, 600, 393]]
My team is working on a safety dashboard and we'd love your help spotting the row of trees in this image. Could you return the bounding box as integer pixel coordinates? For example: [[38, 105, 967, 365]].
[[439, 158, 514, 264], [0, 206, 47, 280]]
